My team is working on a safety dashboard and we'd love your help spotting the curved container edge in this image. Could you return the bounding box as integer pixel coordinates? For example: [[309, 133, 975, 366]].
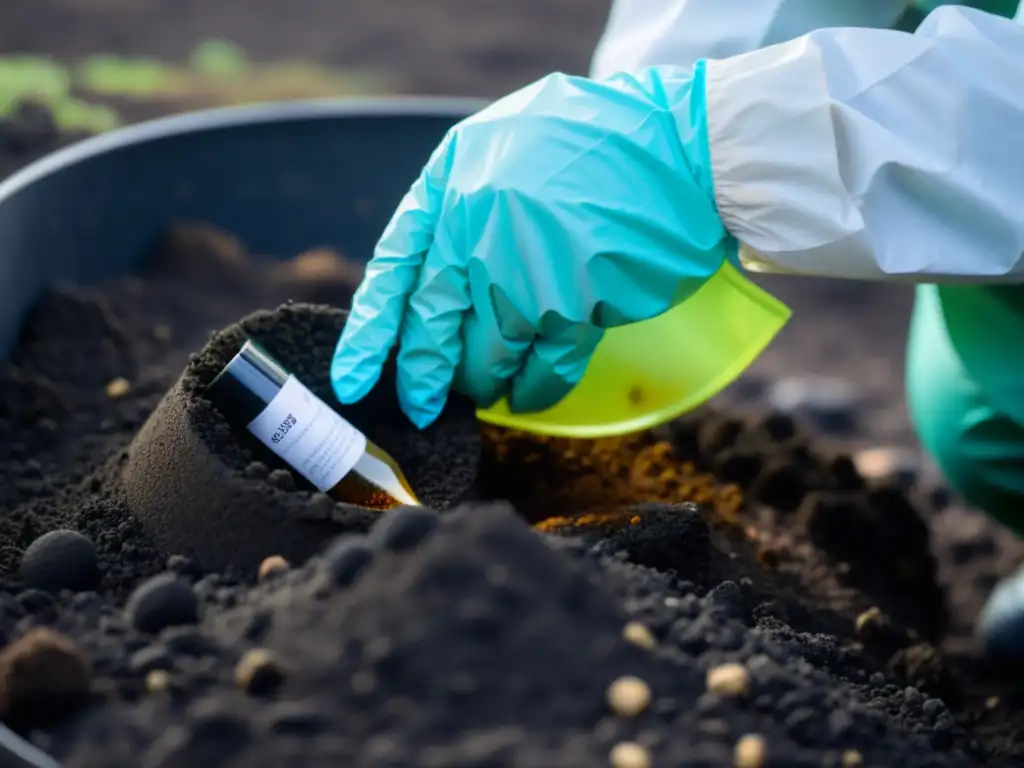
[[0, 96, 485, 358]]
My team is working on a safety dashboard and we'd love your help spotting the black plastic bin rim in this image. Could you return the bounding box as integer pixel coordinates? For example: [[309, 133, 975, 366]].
[[0, 95, 488, 203]]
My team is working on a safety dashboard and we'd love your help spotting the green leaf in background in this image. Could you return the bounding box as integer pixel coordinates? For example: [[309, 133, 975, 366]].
[[77, 54, 178, 95], [189, 39, 249, 77], [50, 97, 121, 132], [2, 41, 395, 130], [0, 55, 71, 106]]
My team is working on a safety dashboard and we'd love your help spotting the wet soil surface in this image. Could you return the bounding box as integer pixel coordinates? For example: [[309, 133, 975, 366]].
[[2, 107, 1024, 768]]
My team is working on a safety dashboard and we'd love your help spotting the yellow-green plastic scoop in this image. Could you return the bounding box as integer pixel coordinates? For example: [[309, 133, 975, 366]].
[[476, 261, 791, 438]]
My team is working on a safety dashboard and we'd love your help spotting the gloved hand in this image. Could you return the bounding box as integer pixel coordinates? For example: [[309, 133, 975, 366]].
[[331, 62, 734, 428]]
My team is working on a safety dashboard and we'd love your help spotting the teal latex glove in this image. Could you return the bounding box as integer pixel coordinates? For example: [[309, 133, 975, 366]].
[[331, 62, 734, 429]]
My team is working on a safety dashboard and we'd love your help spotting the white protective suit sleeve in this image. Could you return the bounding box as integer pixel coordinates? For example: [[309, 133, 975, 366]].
[[592, 3, 1024, 282], [590, 0, 909, 78], [706, 7, 1024, 281]]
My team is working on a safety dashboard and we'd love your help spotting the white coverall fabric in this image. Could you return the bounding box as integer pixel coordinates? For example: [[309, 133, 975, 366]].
[[591, 2, 1024, 282]]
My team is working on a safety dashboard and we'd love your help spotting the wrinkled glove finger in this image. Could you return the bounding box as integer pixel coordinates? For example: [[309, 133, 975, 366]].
[[508, 323, 604, 414], [394, 237, 471, 429], [331, 143, 450, 405], [451, 308, 529, 408], [451, 267, 531, 408]]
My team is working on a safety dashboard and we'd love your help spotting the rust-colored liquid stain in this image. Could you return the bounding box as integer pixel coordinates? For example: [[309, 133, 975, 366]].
[[479, 426, 743, 529]]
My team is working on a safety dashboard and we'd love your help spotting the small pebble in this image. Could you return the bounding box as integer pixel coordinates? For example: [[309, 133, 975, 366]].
[[370, 505, 440, 552], [258, 555, 290, 582], [706, 663, 750, 697], [979, 562, 1024, 660], [853, 446, 919, 488], [235, 649, 285, 696], [146, 669, 170, 693], [622, 621, 657, 651], [921, 697, 943, 718], [609, 741, 652, 768], [267, 469, 295, 491], [855, 606, 883, 634], [129, 644, 171, 673], [842, 750, 863, 767], [306, 493, 336, 520], [607, 676, 652, 717], [0, 628, 92, 731], [734, 734, 767, 768], [104, 377, 132, 399], [126, 573, 199, 634], [19, 529, 99, 593], [243, 461, 270, 479], [290, 248, 347, 279], [323, 537, 374, 587]]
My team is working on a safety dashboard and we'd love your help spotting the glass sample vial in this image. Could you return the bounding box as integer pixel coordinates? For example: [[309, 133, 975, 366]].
[[204, 339, 420, 509]]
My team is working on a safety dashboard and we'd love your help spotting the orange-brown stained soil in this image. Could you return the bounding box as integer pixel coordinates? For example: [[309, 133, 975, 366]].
[[478, 426, 744, 529]]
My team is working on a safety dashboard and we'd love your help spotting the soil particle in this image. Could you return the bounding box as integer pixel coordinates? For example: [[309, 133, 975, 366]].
[[0, 628, 92, 733], [235, 648, 286, 696], [125, 573, 199, 634], [609, 741, 652, 768], [733, 733, 768, 768], [606, 676, 652, 717], [368, 506, 441, 552], [19, 530, 100, 593], [707, 663, 751, 698], [257, 556, 290, 582], [322, 537, 375, 587], [622, 621, 658, 651]]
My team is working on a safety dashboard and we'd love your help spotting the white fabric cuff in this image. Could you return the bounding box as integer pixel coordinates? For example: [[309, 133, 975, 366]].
[[703, 40, 879, 279]]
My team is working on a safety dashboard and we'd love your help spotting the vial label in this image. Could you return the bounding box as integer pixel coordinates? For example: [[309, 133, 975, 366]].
[[246, 375, 367, 493]]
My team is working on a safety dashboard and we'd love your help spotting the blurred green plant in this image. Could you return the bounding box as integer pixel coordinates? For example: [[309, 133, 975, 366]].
[[1, 39, 392, 134], [75, 39, 388, 104], [77, 55, 179, 95], [0, 55, 119, 131], [188, 39, 249, 78]]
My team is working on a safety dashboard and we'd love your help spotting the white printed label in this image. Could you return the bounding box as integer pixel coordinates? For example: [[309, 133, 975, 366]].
[[247, 375, 367, 493]]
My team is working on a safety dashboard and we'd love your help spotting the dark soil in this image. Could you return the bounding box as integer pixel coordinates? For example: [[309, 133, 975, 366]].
[[125, 303, 480, 574], [2, 104, 1024, 768]]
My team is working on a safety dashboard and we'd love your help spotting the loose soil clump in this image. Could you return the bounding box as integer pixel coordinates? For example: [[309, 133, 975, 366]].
[[125, 303, 479, 573], [0, 110, 1022, 766]]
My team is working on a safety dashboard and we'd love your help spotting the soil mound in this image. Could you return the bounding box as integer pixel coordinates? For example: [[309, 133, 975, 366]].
[[124, 303, 480, 573], [49, 505, 993, 767]]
